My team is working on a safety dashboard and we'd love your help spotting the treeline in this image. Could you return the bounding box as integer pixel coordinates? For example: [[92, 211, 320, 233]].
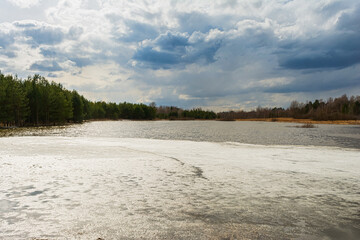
[[2, 72, 358, 126], [0, 73, 216, 127], [156, 106, 217, 120], [218, 95, 360, 121], [0, 73, 158, 126]]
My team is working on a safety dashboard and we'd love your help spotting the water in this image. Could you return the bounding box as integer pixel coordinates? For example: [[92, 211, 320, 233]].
[[0, 121, 359, 239], [2, 120, 360, 149]]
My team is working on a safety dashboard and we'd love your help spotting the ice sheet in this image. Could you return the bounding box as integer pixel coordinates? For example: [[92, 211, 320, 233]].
[[0, 137, 359, 239]]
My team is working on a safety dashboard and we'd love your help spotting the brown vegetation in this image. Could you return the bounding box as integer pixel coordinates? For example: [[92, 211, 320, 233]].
[[299, 123, 316, 128], [219, 94, 360, 123], [235, 117, 360, 125]]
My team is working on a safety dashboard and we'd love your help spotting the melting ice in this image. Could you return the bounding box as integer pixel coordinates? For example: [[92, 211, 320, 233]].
[[0, 136, 359, 239]]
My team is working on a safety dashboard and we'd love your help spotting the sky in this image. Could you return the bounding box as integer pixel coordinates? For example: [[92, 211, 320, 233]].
[[0, 0, 359, 111]]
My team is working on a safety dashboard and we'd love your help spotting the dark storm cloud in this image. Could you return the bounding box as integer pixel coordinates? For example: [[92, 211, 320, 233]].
[[13, 22, 37, 28], [40, 47, 57, 57], [0, 30, 17, 59], [263, 62, 360, 94], [0, 50, 17, 58], [278, 6, 360, 70], [265, 76, 360, 93], [30, 60, 63, 71], [155, 31, 189, 50], [68, 57, 92, 67], [176, 12, 225, 34], [47, 72, 59, 78], [118, 20, 159, 42], [39, 46, 94, 68], [13, 22, 83, 46], [320, 1, 347, 18], [336, 5, 360, 31], [23, 26, 65, 46], [134, 46, 180, 66], [0, 31, 15, 48], [133, 31, 221, 69], [279, 43, 360, 71]]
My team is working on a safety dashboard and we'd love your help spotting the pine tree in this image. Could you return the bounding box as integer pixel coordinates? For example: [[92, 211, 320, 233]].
[[72, 90, 84, 122]]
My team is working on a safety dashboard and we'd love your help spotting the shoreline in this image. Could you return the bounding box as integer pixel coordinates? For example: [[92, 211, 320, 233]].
[[234, 117, 360, 125], [1, 118, 360, 130]]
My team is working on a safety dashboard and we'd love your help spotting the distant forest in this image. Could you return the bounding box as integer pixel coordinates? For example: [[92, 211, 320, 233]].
[[1, 72, 359, 127], [0, 73, 216, 127], [218, 95, 360, 121]]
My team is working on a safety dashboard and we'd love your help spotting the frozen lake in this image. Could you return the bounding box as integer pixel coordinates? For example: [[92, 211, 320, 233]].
[[2, 120, 360, 149], [1, 121, 360, 239]]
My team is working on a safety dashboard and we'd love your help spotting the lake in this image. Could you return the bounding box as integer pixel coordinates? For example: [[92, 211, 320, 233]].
[[1, 121, 359, 239]]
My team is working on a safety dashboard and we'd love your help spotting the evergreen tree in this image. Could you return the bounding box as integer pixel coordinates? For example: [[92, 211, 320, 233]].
[[49, 83, 73, 123], [8, 77, 28, 126], [0, 74, 10, 124], [72, 90, 84, 122], [133, 105, 145, 119], [0, 74, 28, 126]]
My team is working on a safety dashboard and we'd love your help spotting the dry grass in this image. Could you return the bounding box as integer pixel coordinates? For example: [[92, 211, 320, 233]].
[[299, 123, 316, 128], [235, 118, 360, 125]]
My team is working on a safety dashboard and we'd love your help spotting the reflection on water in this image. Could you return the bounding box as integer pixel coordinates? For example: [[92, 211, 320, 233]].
[[0, 121, 360, 239], [1, 120, 360, 149]]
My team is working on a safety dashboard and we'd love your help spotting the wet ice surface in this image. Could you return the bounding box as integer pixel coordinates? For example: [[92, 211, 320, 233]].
[[2, 120, 360, 149], [1, 137, 359, 239]]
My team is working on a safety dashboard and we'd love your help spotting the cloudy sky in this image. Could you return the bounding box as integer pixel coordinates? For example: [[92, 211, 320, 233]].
[[0, 0, 359, 110]]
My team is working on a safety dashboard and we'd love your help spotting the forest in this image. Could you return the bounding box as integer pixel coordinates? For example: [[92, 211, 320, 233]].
[[0, 73, 216, 127], [1, 72, 359, 127], [218, 95, 360, 121]]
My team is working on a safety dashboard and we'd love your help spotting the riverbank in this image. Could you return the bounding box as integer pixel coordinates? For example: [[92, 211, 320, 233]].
[[235, 117, 360, 125]]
